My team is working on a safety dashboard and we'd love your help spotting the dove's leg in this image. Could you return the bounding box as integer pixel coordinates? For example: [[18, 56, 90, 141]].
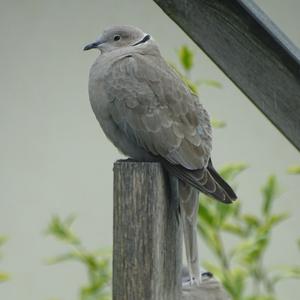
[[179, 181, 201, 286]]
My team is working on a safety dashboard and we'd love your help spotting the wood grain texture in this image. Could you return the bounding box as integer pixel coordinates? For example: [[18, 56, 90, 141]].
[[113, 160, 182, 300], [153, 0, 300, 151]]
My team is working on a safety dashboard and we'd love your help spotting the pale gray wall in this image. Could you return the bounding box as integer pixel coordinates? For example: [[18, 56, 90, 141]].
[[0, 0, 299, 299]]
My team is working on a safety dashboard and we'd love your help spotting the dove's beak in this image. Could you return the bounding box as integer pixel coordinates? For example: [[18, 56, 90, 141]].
[[83, 38, 104, 51]]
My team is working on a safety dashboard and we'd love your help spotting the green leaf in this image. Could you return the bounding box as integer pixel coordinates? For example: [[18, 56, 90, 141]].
[[253, 213, 289, 237], [271, 266, 300, 285], [0, 236, 9, 282], [287, 165, 300, 174], [0, 272, 9, 282], [234, 235, 269, 265], [229, 267, 247, 297], [261, 175, 280, 216], [0, 236, 7, 247], [266, 213, 289, 228], [198, 201, 216, 227], [185, 80, 198, 95], [46, 251, 83, 265], [45, 215, 112, 300], [215, 202, 237, 225], [198, 223, 223, 258], [45, 215, 80, 245], [221, 222, 245, 237], [282, 266, 300, 277], [241, 214, 261, 228], [211, 118, 226, 128], [197, 79, 222, 88], [178, 45, 194, 72], [207, 266, 247, 299]]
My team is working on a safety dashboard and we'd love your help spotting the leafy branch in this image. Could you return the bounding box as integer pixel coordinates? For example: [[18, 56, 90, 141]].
[[198, 168, 299, 300], [45, 215, 111, 300], [287, 165, 300, 174]]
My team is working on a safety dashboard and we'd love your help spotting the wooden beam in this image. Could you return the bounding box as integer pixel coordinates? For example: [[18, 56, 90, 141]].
[[113, 160, 182, 300], [153, 0, 300, 151]]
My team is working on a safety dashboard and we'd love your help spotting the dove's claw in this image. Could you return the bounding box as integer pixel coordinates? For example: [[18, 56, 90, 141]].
[[182, 271, 214, 288], [182, 276, 202, 287]]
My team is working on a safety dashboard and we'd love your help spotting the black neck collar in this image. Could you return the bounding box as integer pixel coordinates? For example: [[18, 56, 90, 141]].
[[132, 34, 151, 46]]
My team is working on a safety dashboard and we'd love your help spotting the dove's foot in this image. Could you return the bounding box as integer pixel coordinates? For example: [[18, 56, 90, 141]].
[[182, 272, 214, 288], [182, 276, 201, 287], [202, 271, 213, 280]]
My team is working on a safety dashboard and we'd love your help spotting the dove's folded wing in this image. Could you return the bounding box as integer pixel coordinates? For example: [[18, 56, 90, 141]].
[[104, 53, 212, 170], [102, 53, 236, 203]]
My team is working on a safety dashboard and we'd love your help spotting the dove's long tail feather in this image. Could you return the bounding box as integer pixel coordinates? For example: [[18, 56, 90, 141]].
[[207, 159, 237, 201], [161, 158, 237, 204], [178, 181, 200, 283]]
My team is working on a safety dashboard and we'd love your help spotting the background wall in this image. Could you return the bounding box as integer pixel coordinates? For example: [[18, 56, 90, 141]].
[[0, 0, 299, 299]]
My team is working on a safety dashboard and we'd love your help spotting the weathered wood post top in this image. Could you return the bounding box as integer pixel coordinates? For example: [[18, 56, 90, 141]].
[[113, 160, 182, 300]]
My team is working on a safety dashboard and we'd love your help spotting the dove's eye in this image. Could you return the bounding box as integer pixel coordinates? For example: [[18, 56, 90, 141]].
[[114, 35, 121, 41]]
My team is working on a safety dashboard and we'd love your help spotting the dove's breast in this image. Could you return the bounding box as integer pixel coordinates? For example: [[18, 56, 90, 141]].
[[88, 54, 154, 161]]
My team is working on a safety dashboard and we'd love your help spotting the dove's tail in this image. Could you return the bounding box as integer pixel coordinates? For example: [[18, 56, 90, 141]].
[[161, 158, 237, 204]]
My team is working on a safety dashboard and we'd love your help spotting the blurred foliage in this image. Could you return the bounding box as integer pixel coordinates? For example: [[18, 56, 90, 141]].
[[0, 236, 9, 283], [46, 215, 111, 300], [178, 45, 194, 73], [287, 165, 300, 174], [211, 119, 226, 129], [198, 170, 300, 300]]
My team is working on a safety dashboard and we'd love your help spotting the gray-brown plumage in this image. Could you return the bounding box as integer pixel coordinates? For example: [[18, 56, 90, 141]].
[[84, 25, 237, 285]]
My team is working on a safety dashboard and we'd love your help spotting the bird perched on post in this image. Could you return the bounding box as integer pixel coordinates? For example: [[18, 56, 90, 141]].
[[84, 25, 237, 286]]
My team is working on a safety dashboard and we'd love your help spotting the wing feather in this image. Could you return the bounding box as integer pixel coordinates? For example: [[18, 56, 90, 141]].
[[104, 53, 212, 169]]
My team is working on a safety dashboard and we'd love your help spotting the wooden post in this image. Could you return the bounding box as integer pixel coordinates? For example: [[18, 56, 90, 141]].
[[113, 160, 230, 300], [113, 160, 182, 300]]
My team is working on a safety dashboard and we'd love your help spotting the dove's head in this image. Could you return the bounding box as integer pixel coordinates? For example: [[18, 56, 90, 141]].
[[84, 25, 151, 53]]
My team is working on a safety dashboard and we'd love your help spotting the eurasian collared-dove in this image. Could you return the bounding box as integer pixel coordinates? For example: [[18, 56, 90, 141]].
[[84, 25, 237, 286]]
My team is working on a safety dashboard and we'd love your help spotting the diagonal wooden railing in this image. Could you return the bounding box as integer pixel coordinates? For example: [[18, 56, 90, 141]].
[[153, 0, 300, 151]]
